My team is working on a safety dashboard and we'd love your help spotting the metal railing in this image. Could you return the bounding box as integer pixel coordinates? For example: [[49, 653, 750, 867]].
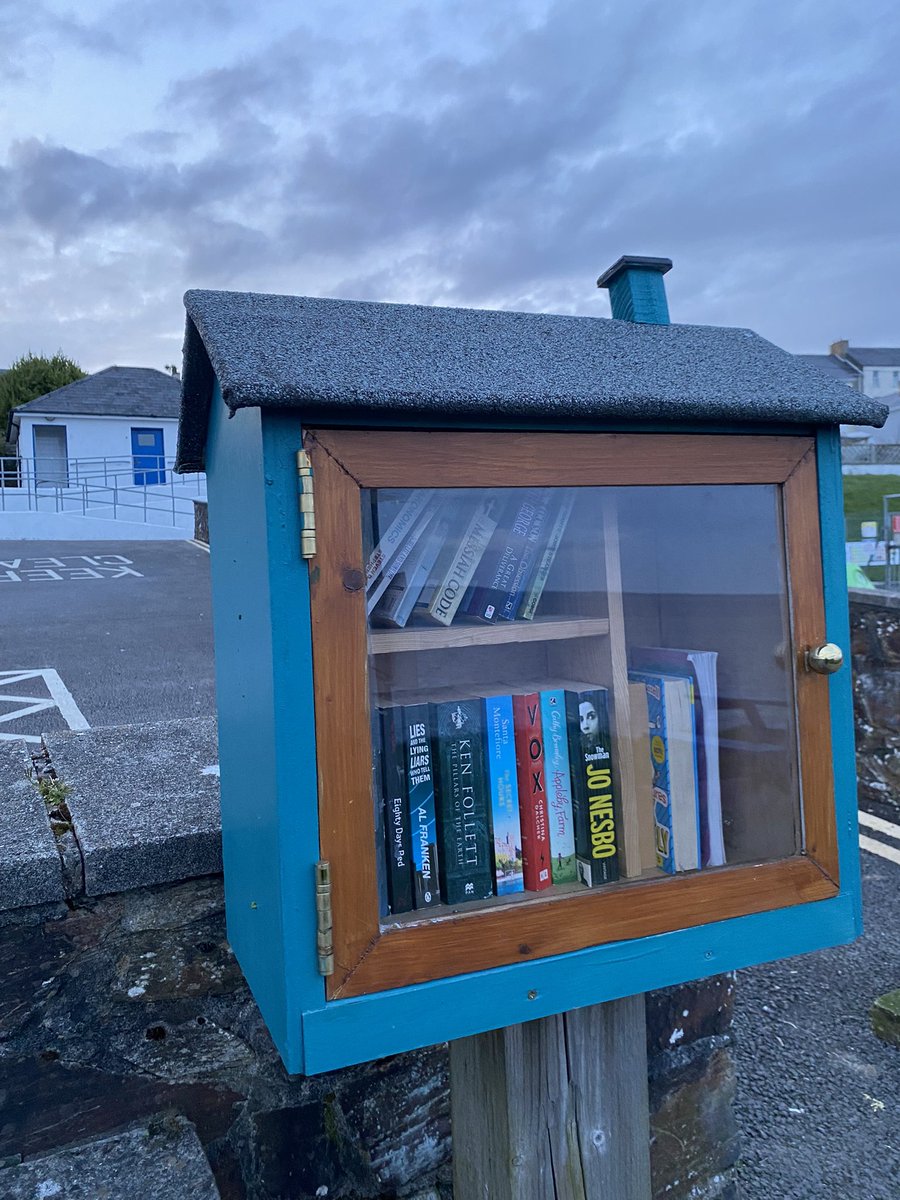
[[841, 443, 900, 466], [0, 455, 206, 527]]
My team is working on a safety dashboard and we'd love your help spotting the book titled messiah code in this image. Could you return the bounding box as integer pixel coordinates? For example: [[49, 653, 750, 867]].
[[433, 698, 494, 906]]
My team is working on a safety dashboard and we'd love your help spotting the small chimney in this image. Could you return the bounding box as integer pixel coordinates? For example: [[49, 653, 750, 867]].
[[597, 255, 673, 325], [830, 339, 849, 359]]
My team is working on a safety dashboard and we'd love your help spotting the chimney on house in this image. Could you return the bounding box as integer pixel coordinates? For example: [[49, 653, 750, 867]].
[[597, 255, 673, 325], [830, 339, 849, 359]]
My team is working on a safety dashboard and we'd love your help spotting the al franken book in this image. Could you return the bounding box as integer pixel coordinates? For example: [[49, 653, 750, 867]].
[[433, 697, 494, 905], [402, 702, 441, 908], [512, 691, 552, 891], [628, 670, 701, 874], [565, 686, 620, 887]]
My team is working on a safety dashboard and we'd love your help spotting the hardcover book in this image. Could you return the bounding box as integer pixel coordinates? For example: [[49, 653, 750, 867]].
[[540, 688, 577, 883], [380, 706, 414, 913], [465, 489, 545, 622], [433, 698, 494, 905], [402, 703, 441, 908], [631, 646, 724, 867], [512, 691, 552, 891], [418, 496, 501, 626], [518, 489, 576, 620], [565, 687, 620, 887], [628, 671, 701, 874], [484, 693, 524, 895]]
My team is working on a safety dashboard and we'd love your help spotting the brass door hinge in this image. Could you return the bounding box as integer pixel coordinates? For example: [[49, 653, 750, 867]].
[[316, 860, 334, 976], [296, 450, 316, 559]]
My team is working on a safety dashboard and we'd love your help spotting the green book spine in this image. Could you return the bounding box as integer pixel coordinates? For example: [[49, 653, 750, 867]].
[[433, 698, 494, 905]]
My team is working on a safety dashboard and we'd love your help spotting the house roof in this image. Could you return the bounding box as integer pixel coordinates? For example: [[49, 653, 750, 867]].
[[176, 289, 889, 472], [16, 366, 181, 420], [846, 348, 900, 368], [796, 353, 859, 384]]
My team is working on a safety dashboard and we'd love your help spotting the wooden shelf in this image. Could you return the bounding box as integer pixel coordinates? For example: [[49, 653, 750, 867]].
[[368, 615, 610, 655]]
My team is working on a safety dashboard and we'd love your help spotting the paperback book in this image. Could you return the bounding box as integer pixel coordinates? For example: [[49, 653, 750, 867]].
[[628, 670, 701, 874], [367, 497, 441, 615], [366, 489, 435, 590], [372, 510, 452, 628], [380, 705, 414, 913], [465, 489, 545, 622], [518, 490, 576, 620], [484, 693, 524, 895], [565, 686, 620, 887], [496, 488, 554, 621], [402, 703, 441, 909], [512, 691, 552, 891], [417, 496, 501, 626], [433, 697, 495, 905], [540, 688, 577, 883]]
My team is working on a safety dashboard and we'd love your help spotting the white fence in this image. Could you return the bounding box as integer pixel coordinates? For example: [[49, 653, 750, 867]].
[[0, 455, 206, 529]]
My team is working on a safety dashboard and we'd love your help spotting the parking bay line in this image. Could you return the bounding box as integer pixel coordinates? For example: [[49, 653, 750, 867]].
[[0, 668, 90, 743]]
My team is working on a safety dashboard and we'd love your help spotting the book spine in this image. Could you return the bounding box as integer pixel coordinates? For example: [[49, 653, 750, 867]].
[[565, 688, 619, 886], [497, 489, 554, 621], [372, 511, 450, 628], [433, 699, 494, 905], [629, 673, 676, 874], [367, 499, 438, 615], [513, 692, 552, 891], [518, 490, 575, 620], [370, 703, 389, 917], [540, 688, 577, 883], [403, 703, 440, 909], [466, 489, 543, 622], [423, 498, 500, 626], [380, 706, 414, 913], [484, 694, 524, 895], [365, 488, 434, 589]]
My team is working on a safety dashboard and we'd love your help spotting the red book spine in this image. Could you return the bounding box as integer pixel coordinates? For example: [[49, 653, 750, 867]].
[[513, 692, 552, 891]]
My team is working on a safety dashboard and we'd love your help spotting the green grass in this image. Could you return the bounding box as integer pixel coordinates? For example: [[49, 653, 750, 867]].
[[843, 473, 900, 537]]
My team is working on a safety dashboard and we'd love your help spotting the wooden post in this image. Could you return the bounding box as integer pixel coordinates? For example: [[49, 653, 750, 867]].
[[450, 996, 652, 1200]]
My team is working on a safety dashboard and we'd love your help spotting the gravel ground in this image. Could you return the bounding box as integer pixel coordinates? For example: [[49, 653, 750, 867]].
[[734, 847, 900, 1199]]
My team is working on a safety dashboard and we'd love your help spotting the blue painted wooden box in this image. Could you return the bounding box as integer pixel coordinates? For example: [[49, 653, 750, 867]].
[[176, 263, 887, 1075]]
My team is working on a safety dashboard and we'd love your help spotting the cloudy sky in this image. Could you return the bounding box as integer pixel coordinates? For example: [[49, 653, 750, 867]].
[[1, 0, 898, 372]]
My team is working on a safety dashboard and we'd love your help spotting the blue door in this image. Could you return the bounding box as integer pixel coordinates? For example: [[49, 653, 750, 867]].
[[131, 427, 166, 485]]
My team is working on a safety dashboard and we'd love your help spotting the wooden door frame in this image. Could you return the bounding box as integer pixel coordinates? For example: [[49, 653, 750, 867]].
[[305, 429, 838, 1001]]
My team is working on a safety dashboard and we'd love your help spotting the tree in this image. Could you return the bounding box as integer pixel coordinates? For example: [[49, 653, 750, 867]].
[[0, 352, 87, 454]]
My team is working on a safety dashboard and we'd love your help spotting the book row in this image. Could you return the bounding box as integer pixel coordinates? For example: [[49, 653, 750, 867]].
[[373, 648, 727, 916], [374, 684, 620, 916], [364, 487, 576, 628]]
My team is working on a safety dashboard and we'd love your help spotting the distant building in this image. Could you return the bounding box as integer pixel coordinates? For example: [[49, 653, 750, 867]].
[[6, 367, 181, 485], [798, 342, 900, 443]]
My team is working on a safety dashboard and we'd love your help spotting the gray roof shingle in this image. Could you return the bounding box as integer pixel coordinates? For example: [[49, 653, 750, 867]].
[[796, 353, 860, 384], [176, 290, 888, 472], [17, 366, 181, 420], [846, 348, 900, 368]]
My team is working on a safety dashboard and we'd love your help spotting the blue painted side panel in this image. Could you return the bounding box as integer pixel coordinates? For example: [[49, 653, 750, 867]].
[[204, 391, 318, 1071], [302, 893, 856, 1073], [607, 269, 671, 324], [818, 428, 863, 932]]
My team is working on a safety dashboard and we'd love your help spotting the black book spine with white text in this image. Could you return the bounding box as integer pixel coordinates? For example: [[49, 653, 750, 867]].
[[433, 697, 494, 905], [565, 687, 620, 886], [380, 705, 414, 913]]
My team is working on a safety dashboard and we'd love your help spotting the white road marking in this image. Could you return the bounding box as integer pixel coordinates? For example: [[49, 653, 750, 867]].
[[858, 810, 900, 842], [188, 539, 210, 554], [860, 834, 900, 866], [0, 668, 90, 743]]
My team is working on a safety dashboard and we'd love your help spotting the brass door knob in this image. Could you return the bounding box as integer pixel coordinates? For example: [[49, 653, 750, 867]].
[[805, 643, 844, 674]]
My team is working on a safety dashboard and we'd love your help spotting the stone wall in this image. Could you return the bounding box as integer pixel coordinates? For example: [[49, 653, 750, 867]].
[[0, 723, 738, 1199], [850, 588, 900, 812]]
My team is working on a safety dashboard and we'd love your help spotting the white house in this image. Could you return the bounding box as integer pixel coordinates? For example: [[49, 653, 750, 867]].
[[797, 343, 900, 443], [6, 366, 181, 485]]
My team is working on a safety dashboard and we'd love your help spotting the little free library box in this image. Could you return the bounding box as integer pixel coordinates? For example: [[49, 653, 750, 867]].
[[176, 257, 887, 1076]]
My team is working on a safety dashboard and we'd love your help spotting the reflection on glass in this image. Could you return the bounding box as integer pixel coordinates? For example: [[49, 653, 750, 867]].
[[362, 484, 800, 923]]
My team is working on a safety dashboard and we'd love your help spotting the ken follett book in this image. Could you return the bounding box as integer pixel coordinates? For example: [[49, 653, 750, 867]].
[[433, 698, 494, 905], [402, 702, 440, 909], [565, 687, 620, 887], [379, 706, 414, 914]]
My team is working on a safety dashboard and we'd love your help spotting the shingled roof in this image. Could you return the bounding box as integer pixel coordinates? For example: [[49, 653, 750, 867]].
[[18, 366, 181, 420], [176, 290, 888, 472]]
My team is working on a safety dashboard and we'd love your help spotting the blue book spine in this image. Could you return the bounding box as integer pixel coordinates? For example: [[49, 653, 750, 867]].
[[484, 694, 524, 895], [403, 702, 440, 908], [498, 489, 554, 621], [540, 688, 577, 883]]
